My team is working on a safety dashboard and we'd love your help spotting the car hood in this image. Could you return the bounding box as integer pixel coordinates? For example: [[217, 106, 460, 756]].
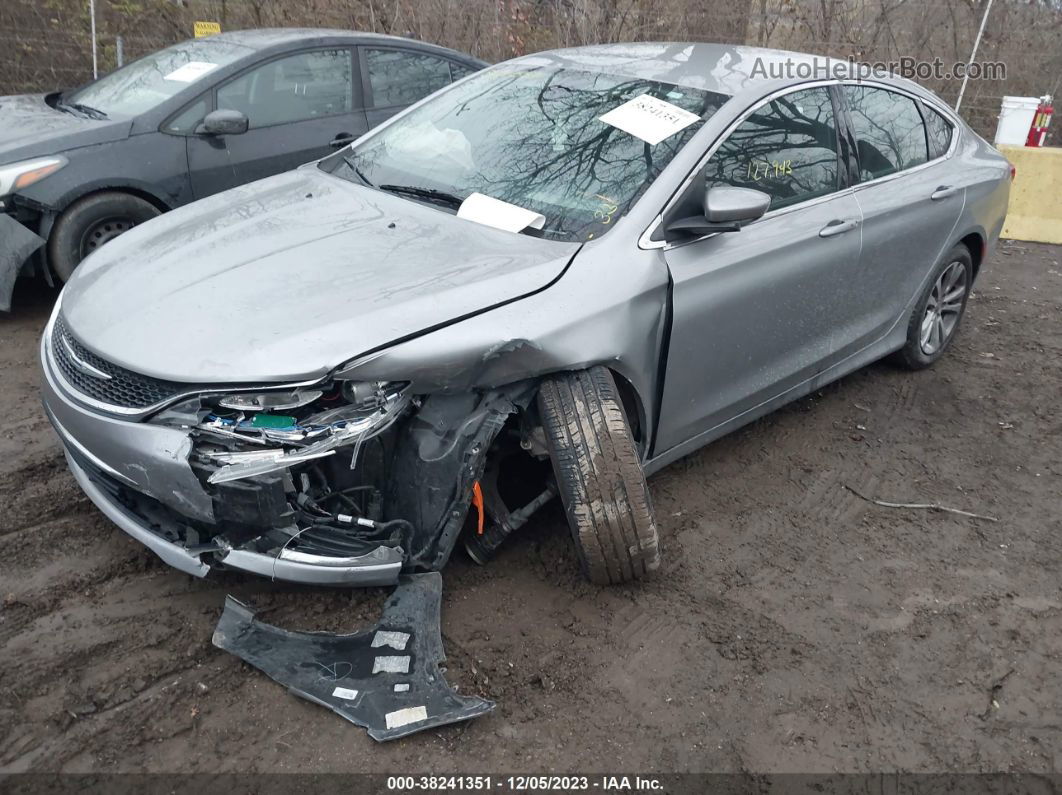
[[62, 167, 580, 384], [0, 94, 130, 162]]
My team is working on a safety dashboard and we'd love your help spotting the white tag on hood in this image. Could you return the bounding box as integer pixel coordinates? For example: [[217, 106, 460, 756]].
[[599, 94, 700, 145], [164, 61, 219, 83], [457, 192, 546, 234]]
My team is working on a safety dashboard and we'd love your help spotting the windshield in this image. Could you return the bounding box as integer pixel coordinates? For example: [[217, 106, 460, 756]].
[[66, 39, 252, 118], [323, 64, 729, 242]]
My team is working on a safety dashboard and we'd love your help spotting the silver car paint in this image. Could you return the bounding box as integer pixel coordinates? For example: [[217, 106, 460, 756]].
[[61, 168, 579, 383], [42, 43, 1011, 582], [41, 318, 215, 521]]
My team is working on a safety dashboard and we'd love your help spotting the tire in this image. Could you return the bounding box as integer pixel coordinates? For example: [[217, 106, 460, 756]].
[[890, 243, 974, 370], [537, 366, 660, 585], [48, 192, 161, 282]]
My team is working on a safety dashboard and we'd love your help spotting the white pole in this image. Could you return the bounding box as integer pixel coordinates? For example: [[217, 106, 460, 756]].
[[955, 0, 994, 112], [89, 0, 98, 79]]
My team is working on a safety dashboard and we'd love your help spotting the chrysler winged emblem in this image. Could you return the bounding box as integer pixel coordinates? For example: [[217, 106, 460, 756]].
[[60, 334, 112, 380]]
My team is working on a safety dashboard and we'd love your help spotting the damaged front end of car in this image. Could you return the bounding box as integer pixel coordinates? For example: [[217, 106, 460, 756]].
[[42, 305, 543, 586]]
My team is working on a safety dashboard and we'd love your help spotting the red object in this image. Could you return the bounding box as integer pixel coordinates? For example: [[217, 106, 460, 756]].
[[1009, 163, 1016, 181], [1025, 98, 1053, 147], [471, 481, 485, 535]]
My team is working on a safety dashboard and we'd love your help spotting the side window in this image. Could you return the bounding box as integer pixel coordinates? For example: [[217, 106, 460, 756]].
[[449, 62, 477, 82], [216, 49, 352, 128], [845, 86, 928, 180], [163, 96, 207, 134], [365, 49, 454, 108], [705, 86, 839, 211], [923, 104, 954, 159]]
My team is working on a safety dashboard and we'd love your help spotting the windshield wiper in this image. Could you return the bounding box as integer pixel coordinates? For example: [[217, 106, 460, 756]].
[[57, 100, 108, 120], [379, 184, 464, 210]]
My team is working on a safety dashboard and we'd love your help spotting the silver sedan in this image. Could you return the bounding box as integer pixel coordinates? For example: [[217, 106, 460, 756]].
[[41, 43, 1011, 587]]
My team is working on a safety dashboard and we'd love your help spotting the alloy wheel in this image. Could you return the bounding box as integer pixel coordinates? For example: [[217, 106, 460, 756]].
[[920, 260, 968, 355]]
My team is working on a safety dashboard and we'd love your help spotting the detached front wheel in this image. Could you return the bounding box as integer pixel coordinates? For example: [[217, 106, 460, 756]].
[[537, 366, 660, 584]]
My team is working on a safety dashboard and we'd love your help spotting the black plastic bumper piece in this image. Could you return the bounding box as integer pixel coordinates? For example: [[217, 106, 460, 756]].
[[211, 571, 493, 741], [0, 213, 44, 312]]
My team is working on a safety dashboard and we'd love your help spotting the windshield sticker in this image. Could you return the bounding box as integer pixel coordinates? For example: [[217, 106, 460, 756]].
[[164, 61, 219, 83], [599, 94, 701, 145], [457, 192, 546, 233]]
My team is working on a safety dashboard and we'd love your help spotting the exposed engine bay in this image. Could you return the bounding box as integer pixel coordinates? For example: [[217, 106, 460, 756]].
[[97, 377, 547, 582]]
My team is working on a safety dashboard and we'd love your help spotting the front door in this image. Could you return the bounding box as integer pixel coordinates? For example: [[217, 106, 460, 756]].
[[187, 48, 367, 198], [655, 85, 865, 454]]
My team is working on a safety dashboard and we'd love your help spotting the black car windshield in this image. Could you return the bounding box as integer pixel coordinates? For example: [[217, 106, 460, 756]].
[[66, 39, 252, 118], [323, 63, 729, 242]]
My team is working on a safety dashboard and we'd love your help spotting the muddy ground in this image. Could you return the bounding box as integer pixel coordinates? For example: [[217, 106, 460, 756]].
[[0, 242, 1059, 775]]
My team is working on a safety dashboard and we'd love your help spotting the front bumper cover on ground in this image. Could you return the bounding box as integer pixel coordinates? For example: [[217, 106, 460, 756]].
[[212, 572, 493, 741]]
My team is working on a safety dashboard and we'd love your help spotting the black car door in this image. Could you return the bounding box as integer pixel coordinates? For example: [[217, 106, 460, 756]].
[[185, 47, 367, 199], [359, 46, 478, 128]]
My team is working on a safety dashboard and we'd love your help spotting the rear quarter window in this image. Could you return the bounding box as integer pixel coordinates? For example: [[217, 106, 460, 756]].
[[923, 105, 954, 159]]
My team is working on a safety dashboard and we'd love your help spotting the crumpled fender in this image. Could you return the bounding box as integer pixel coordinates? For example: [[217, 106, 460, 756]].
[[0, 214, 44, 312]]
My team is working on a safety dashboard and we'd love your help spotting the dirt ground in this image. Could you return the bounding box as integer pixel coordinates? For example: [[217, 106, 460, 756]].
[[0, 241, 1059, 776]]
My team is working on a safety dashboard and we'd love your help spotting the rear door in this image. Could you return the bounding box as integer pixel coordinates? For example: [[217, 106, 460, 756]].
[[359, 46, 478, 128], [655, 84, 865, 453], [186, 47, 367, 198], [841, 84, 965, 339]]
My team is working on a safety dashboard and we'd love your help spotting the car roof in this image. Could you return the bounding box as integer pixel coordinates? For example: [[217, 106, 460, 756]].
[[208, 28, 486, 64], [510, 42, 932, 103]]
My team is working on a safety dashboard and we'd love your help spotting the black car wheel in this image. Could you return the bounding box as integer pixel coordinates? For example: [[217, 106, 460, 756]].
[[537, 366, 660, 584], [49, 192, 161, 282], [890, 243, 973, 370]]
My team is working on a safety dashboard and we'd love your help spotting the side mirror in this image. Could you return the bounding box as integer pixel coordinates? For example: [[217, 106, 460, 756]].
[[196, 109, 248, 136], [665, 186, 772, 237]]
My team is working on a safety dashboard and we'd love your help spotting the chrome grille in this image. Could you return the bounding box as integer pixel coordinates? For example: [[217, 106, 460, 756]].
[[51, 314, 188, 410]]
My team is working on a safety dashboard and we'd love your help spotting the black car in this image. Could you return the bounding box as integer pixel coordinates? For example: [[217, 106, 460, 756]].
[[0, 28, 485, 310]]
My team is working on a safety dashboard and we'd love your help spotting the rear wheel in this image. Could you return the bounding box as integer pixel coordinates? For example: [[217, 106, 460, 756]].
[[890, 243, 973, 370], [49, 192, 161, 282], [537, 366, 660, 584]]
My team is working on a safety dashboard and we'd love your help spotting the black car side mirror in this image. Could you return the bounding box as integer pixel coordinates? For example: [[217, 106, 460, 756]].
[[665, 186, 772, 237], [196, 109, 249, 137]]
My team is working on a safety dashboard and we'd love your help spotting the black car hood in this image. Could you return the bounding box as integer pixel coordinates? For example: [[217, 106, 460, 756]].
[[0, 94, 130, 162], [62, 167, 580, 383]]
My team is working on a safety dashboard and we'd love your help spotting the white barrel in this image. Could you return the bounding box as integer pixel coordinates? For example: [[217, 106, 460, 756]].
[[994, 96, 1040, 146]]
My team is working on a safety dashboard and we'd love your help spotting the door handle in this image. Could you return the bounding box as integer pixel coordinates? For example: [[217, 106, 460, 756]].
[[819, 218, 860, 238], [329, 133, 356, 149], [931, 185, 959, 200]]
